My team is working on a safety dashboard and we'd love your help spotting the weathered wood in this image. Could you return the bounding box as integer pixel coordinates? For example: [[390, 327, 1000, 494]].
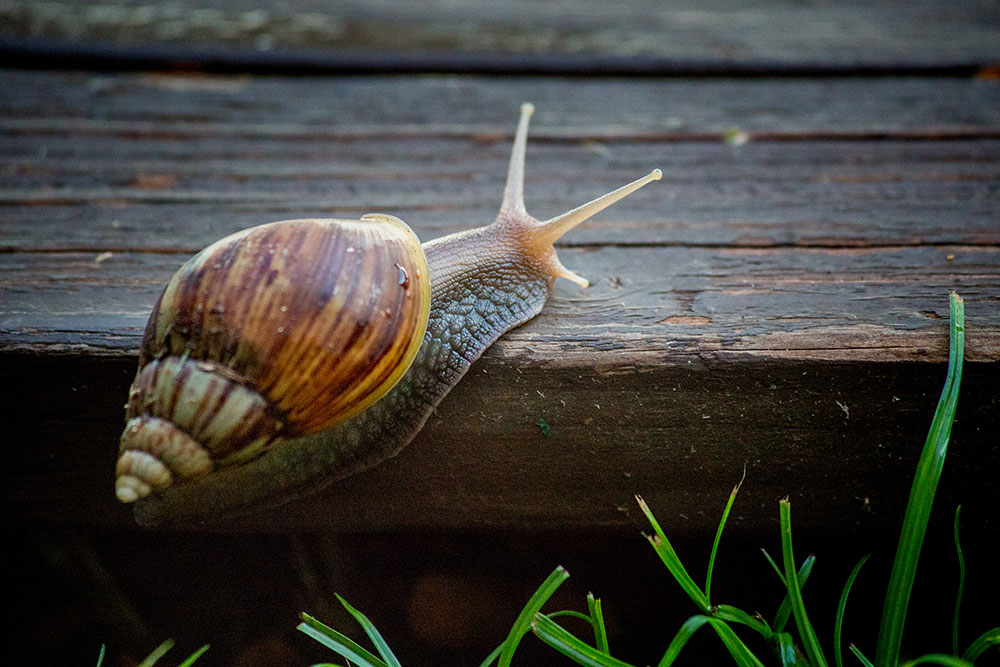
[[1, 70, 998, 532], [3, 351, 999, 533], [3, 246, 1000, 359], [4, 4, 1000, 659], [2, 0, 999, 70], [5, 71, 1000, 134], [4, 137, 998, 249], [2, 243, 999, 528], [2, 73, 1000, 252]]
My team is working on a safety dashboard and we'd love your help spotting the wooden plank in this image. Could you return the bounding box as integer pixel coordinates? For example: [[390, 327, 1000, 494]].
[[2, 73, 999, 252], [2, 0, 999, 69], [5, 72, 1000, 134], [4, 138, 999, 250], [2, 245, 998, 529], [3, 349, 999, 533], [1, 71, 998, 532], [3, 246, 1000, 359]]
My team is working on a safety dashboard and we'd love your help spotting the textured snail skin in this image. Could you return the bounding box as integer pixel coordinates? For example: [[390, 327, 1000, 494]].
[[132, 104, 661, 527]]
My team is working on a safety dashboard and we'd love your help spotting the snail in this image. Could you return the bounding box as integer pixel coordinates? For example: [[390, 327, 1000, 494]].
[[116, 103, 661, 526]]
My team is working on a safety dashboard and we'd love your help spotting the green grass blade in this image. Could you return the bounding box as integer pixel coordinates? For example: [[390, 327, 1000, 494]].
[[177, 644, 210, 667], [961, 627, 1000, 662], [771, 554, 816, 634], [707, 466, 746, 602], [499, 566, 570, 667], [708, 618, 769, 667], [780, 499, 828, 667], [531, 613, 638, 667], [899, 654, 975, 667], [658, 615, 714, 667], [550, 610, 596, 624], [297, 612, 388, 667], [876, 292, 965, 667], [660, 615, 766, 667], [587, 593, 610, 654], [762, 549, 786, 585], [713, 604, 773, 639], [849, 644, 875, 667], [637, 496, 711, 611], [478, 643, 505, 667], [952, 505, 965, 657], [334, 594, 401, 667], [137, 640, 174, 667], [773, 632, 800, 667], [95, 645, 106, 667], [834, 553, 871, 667]]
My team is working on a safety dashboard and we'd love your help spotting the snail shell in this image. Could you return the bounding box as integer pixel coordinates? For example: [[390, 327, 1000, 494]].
[[115, 214, 430, 503]]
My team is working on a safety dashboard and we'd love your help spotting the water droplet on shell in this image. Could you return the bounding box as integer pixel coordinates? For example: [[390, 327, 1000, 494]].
[[395, 263, 409, 287]]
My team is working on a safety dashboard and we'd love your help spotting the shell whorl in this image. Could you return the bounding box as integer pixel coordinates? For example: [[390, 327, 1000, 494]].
[[116, 215, 430, 503]]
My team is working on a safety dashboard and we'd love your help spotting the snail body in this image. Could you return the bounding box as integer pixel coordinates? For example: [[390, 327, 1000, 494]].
[[118, 104, 661, 526]]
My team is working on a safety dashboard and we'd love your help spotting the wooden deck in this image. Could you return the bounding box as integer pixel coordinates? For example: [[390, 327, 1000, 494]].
[[3, 3, 1000, 665], [3, 4, 1000, 534]]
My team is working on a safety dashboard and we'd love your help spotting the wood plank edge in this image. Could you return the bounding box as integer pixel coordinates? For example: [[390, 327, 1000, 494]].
[[2, 37, 996, 78]]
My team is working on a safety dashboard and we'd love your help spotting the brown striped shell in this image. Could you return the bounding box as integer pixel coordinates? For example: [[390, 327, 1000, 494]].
[[115, 214, 431, 503]]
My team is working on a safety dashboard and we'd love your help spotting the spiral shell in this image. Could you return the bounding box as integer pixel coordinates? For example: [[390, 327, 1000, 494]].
[[115, 214, 430, 503]]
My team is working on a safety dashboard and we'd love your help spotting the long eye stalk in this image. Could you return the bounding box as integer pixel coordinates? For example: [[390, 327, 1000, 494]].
[[497, 102, 662, 288]]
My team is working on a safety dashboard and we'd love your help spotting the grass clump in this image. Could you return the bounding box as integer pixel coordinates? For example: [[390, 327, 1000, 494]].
[[300, 292, 995, 665]]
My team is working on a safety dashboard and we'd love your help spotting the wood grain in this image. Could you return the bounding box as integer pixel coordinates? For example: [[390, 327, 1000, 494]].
[[3, 6, 1000, 660], [2, 73, 999, 253], [3, 246, 999, 359], [6, 72, 1000, 133], [1, 70, 998, 532]]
